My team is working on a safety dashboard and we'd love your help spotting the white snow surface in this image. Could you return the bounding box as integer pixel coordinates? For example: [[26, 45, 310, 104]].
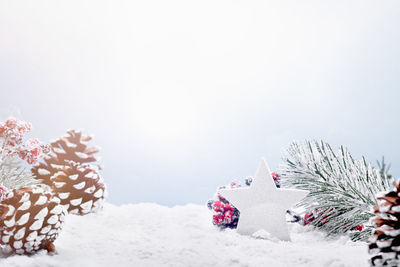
[[0, 203, 369, 267]]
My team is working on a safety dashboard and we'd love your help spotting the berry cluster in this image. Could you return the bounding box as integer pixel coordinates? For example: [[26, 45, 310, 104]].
[[302, 209, 364, 231], [18, 138, 50, 165], [0, 117, 31, 146], [208, 173, 281, 229], [207, 181, 242, 229], [0, 117, 50, 165]]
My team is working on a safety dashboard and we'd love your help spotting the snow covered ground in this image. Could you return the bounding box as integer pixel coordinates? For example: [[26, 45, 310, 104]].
[[0, 203, 369, 267]]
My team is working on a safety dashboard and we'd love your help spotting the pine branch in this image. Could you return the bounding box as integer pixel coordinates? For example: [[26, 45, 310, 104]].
[[279, 140, 392, 241], [0, 157, 40, 190]]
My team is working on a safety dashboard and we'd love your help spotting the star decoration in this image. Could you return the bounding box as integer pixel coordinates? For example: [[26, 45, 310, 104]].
[[219, 158, 308, 241]]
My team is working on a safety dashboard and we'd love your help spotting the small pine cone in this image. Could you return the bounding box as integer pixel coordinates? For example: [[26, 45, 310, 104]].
[[32, 130, 106, 215], [369, 181, 400, 266], [0, 185, 66, 255]]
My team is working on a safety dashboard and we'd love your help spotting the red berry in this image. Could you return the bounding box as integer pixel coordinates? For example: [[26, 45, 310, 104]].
[[5, 118, 17, 128], [31, 147, 40, 157], [355, 224, 364, 231], [272, 172, 280, 181], [224, 210, 234, 224], [316, 208, 333, 224], [223, 203, 234, 211], [212, 201, 224, 213], [304, 212, 314, 225], [213, 214, 224, 225]]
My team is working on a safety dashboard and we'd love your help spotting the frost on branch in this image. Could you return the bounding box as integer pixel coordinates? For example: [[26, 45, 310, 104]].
[[32, 130, 106, 215], [0, 158, 38, 191], [0, 118, 50, 191], [279, 140, 393, 241]]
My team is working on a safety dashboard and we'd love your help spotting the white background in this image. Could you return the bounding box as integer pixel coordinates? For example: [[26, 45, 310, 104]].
[[0, 0, 399, 206]]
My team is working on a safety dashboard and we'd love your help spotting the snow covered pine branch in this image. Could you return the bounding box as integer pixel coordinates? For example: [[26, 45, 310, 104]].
[[279, 140, 393, 241]]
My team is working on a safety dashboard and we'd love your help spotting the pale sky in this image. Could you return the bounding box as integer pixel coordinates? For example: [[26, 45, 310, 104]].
[[1, 0, 399, 206]]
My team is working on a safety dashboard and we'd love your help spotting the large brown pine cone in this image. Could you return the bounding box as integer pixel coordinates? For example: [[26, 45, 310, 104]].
[[32, 130, 106, 215], [0, 185, 66, 254], [369, 181, 400, 266]]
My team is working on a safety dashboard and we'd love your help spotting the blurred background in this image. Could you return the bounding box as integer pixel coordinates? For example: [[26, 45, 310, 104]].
[[0, 0, 399, 206]]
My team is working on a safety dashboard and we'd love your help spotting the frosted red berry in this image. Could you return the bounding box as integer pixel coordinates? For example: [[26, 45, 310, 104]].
[[223, 203, 234, 211], [213, 214, 224, 225], [272, 172, 280, 181], [304, 212, 314, 225], [355, 224, 364, 231], [224, 210, 234, 223], [212, 201, 224, 213]]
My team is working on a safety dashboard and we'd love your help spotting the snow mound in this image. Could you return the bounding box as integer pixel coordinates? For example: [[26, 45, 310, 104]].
[[0, 203, 369, 266]]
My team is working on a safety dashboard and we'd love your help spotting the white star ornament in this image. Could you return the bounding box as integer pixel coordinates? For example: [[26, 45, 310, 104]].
[[219, 158, 308, 241]]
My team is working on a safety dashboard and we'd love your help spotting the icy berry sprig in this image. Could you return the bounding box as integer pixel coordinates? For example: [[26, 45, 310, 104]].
[[301, 209, 364, 231], [0, 117, 50, 165], [207, 181, 242, 229]]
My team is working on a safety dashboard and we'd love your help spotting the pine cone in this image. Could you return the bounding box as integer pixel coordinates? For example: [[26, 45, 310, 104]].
[[32, 130, 106, 215], [0, 185, 66, 255], [369, 181, 400, 266]]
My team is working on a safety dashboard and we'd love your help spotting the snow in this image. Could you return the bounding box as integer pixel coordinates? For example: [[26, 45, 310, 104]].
[[0, 203, 369, 267], [37, 169, 51, 176]]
